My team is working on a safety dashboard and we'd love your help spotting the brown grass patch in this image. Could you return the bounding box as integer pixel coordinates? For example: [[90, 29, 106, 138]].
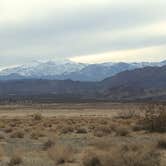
[[8, 155, 22, 166], [48, 144, 75, 165], [93, 125, 112, 137], [115, 126, 130, 136], [140, 104, 166, 132], [32, 112, 43, 121], [82, 142, 160, 166], [10, 131, 24, 138], [157, 138, 166, 149]]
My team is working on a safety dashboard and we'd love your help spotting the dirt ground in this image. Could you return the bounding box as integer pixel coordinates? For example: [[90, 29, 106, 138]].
[[0, 102, 165, 166], [0, 103, 140, 118]]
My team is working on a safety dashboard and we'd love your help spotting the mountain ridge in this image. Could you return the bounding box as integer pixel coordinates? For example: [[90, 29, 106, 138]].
[[0, 64, 166, 102], [0, 60, 166, 81]]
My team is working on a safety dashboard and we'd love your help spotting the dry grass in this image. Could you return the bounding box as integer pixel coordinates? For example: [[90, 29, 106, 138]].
[[43, 139, 55, 150], [76, 127, 87, 134], [0, 146, 5, 161], [82, 142, 160, 166], [115, 126, 130, 136], [8, 149, 23, 166], [10, 131, 25, 138], [0, 121, 6, 128], [0, 103, 164, 166], [30, 130, 45, 140], [140, 104, 166, 132], [82, 149, 101, 166], [32, 112, 43, 121], [59, 125, 74, 134], [8, 155, 23, 166], [48, 144, 75, 165], [117, 109, 139, 119], [93, 125, 112, 137], [157, 138, 166, 149], [4, 127, 13, 133]]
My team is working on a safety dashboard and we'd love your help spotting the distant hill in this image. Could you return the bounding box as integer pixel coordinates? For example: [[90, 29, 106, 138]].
[[0, 73, 26, 80], [101, 65, 166, 100], [0, 79, 99, 103], [0, 65, 166, 102]]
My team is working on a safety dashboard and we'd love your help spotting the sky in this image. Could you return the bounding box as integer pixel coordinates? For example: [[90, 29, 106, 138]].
[[0, 0, 166, 68]]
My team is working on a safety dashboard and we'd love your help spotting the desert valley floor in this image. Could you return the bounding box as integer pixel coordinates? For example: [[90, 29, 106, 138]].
[[0, 102, 165, 166]]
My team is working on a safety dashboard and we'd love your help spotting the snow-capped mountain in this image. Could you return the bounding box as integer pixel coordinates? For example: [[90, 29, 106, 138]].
[[57, 61, 166, 81], [0, 60, 166, 81], [0, 60, 87, 78]]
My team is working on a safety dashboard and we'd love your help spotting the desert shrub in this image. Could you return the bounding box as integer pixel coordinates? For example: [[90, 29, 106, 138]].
[[93, 126, 112, 137], [76, 128, 87, 134], [117, 108, 140, 119], [132, 124, 143, 131], [30, 132, 40, 140], [157, 138, 166, 149], [89, 139, 111, 151], [60, 125, 74, 134], [82, 143, 160, 166], [9, 123, 17, 127], [8, 155, 22, 166], [99, 119, 108, 125], [24, 127, 31, 132], [10, 131, 24, 138], [0, 121, 5, 128], [140, 104, 166, 132], [82, 151, 101, 166], [30, 131, 45, 139], [32, 113, 43, 121], [0, 133, 5, 140], [93, 130, 104, 137], [0, 146, 5, 161], [48, 144, 74, 165], [43, 139, 55, 150], [4, 128, 13, 133], [115, 127, 130, 136], [43, 122, 52, 128]]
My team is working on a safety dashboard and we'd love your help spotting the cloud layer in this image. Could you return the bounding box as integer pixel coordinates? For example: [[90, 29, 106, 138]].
[[0, 0, 166, 67]]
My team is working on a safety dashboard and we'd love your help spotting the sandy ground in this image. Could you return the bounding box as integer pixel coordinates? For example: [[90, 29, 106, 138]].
[[0, 102, 140, 118], [0, 102, 164, 166]]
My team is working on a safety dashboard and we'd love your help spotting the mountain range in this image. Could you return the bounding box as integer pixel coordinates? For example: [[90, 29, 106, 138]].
[[0, 60, 166, 81], [0, 64, 166, 102]]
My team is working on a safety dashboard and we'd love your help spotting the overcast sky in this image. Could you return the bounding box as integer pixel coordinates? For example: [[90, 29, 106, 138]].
[[0, 0, 166, 68]]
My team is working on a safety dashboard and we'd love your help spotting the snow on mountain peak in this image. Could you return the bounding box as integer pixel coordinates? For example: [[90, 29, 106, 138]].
[[0, 59, 166, 81], [0, 60, 86, 77]]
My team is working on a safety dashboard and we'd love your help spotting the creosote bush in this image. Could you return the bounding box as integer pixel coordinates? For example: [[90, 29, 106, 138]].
[[0, 146, 5, 161], [10, 131, 24, 138], [48, 144, 74, 165], [8, 155, 22, 166], [76, 127, 87, 134], [157, 138, 166, 149], [93, 125, 112, 137], [115, 126, 130, 136], [32, 112, 43, 121], [60, 125, 74, 134], [82, 150, 101, 166], [117, 109, 138, 119], [82, 142, 160, 166], [30, 130, 45, 139], [43, 139, 55, 150], [140, 104, 166, 132]]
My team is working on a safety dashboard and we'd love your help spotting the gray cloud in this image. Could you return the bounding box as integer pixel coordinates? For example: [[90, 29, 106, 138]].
[[0, 0, 166, 67]]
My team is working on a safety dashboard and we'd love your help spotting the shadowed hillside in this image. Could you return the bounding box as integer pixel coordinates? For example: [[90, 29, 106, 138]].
[[101, 65, 166, 100], [0, 65, 166, 103]]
